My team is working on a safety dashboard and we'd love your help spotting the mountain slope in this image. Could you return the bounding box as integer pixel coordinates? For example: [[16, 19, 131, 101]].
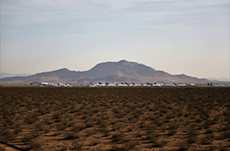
[[84, 60, 171, 79], [0, 60, 208, 84]]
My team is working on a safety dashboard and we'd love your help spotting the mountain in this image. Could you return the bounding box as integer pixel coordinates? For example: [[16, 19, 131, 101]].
[[0, 60, 208, 84]]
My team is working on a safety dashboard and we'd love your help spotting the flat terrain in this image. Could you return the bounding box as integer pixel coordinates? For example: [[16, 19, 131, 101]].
[[0, 87, 229, 151]]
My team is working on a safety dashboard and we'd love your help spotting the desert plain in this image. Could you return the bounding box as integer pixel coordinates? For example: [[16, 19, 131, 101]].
[[0, 87, 229, 151]]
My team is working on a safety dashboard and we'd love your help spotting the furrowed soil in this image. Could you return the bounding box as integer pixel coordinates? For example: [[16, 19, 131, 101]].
[[0, 87, 229, 151]]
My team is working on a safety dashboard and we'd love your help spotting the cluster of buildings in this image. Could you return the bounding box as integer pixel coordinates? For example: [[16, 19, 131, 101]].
[[29, 81, 229, 87], [30, 81, 76, 87], [207, 82, 228, 87], [89, 82, 193, 87]]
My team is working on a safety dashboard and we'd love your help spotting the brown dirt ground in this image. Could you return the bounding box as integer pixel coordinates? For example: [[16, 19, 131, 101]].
[[0, 87, 229, 151]]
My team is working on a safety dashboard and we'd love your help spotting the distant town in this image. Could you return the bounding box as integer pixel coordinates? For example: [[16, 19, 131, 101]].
[[26, 81, 229, 87]]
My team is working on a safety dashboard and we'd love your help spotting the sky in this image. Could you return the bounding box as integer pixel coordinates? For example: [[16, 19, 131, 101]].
[[1, 0, 229, 79]]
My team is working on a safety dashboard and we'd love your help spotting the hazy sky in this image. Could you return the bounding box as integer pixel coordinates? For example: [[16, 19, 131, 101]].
[[1, 0, 229, 79]]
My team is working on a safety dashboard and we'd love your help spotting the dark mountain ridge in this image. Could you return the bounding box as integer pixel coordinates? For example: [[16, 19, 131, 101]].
[[0, 60, 208, 84]]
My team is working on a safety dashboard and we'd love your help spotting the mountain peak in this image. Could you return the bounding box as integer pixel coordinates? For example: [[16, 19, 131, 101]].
[[56, 68, 70, 72], [117, 60, 139, 67], [119, 59, 129, 63]]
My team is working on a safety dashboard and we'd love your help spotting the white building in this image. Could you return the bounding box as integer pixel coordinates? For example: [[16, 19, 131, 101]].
[[30, 81, 48, 86]]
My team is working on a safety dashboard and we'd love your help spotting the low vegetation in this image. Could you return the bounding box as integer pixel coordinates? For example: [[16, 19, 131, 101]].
[[0, 87, 229, 150]]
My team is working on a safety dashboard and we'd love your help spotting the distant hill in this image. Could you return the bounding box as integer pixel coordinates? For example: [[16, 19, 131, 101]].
[[0, 60, 208, 84]]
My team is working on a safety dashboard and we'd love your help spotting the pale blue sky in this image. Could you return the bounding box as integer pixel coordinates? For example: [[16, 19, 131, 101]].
[[1, 0, 229, 79]]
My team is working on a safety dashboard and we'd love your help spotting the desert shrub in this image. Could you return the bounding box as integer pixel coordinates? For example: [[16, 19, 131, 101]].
[[168, 122, 179, 129], [154, 119, 163, 127], [98, 126, 109, 133], [204, 128, 214, 134], [225, 117, 230, 124], [214, 135, 225, 140], [120, 137, 132, 143], [130, 117, 138, 123], [126, 126, 133, 132], [2, 114, 14, 126], [63, 132, 79, 140], [144, 122, 156, 131], [85, 129, 97, 136], [187, 127, 198, 143], [14, 126, 23, 134], [212, 116, 219, 123], [81, 114, 88, 120], [223, 110, 230, 118], [187, 127, 198, 136], [26, 138, 43, 151], [112, 133, 125, 143], [199, 107, 211, 118], [183, 112, 189, 118], [202, 120, 212, 129], [150, 103, 160, 112], [43, 116, 52, 125], [69, 107, 78, 114], [134, 107, 144, 116], [177, 141, 189, 151], [176, 111, 183, 117], [124, 141, 139, 150], [97, 118, 107, 128], [92, 108, 100, 113], [38, 108, 48, 115], [138, 122, 146, 129], [194, 116, 202, 123], [114, 122, 124, 130], [91, 147, 102, 151], [111, 141, 139, 151], [56, 121, 69, 130], [195, 124, 203, 130], [34, 122, 43, 131], [24, 112, 39, 124], [168, 129, 177, 136], [23, 131, 41, 144], [0, 145, 5, 151], [166, 104, 173, 110], [67, 120, 74, 127], [0, 128, 15, 142], [123, 107, 132, 114], [158, 113, 163, 118], [187, 136, 197, 144], [89, 139, 99, 146], [85, 121, 94, 128], [59, 145, 69, 151], [52, 112, 62, 121], [116, 111, 127, 118], [146, 129, 159, 143], [165, 114, 174, 120], [71, 140, 84, 151], [223, 131, 230, 139], [217, 146, 229, 151], [200, 134, 214, 145], [112, 107, 119, 114], [111, 146, 127, 151], [151, 140, 168, 147], [159, 107, 168, 114]]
